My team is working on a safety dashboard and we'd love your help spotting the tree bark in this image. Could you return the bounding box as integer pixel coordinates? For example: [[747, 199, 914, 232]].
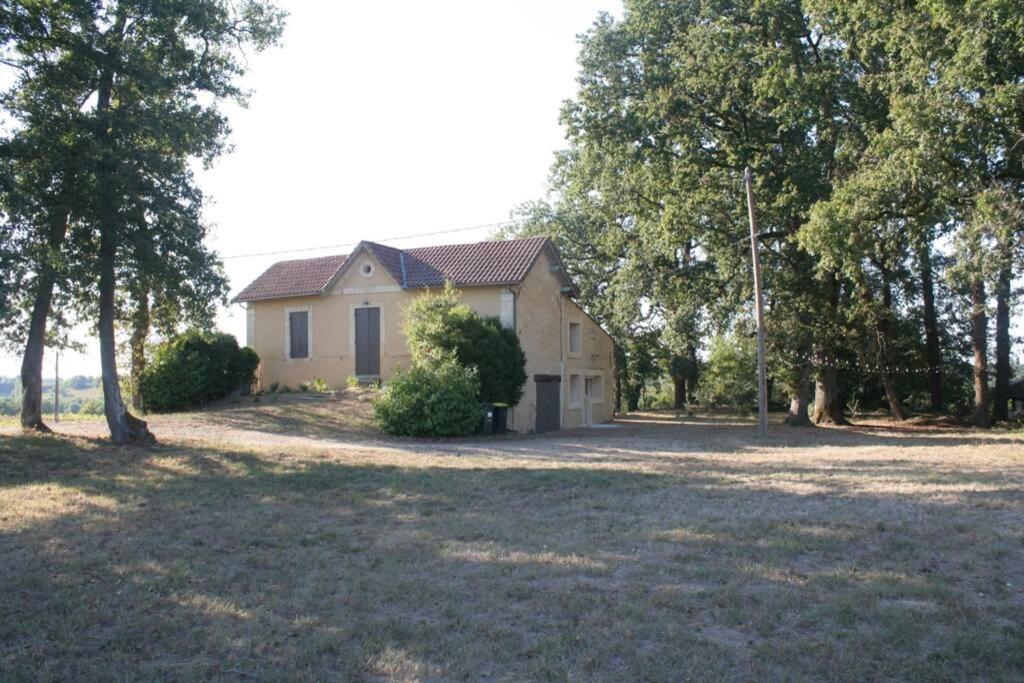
[[685, 343, 699, 409], [129, 292, 150, 411], [918, 241, 943, 413], [993, 265, 1011, 422], [99, 222, 154, 445], [672, 374, 686, 410], [813, 274, 847, 425], [19, 285, 54, 432], [19, 209, 70, 431], [970, 278, 990, 428], [786, 364, 812, 426], [812, 365, 847, 424], [875, 281, 907, 421]]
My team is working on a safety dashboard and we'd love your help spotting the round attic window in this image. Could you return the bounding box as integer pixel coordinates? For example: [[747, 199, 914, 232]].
[[359, 261, 375, 279]]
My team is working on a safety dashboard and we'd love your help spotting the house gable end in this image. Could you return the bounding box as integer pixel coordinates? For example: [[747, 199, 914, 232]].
[[324, 242, 403, 294]]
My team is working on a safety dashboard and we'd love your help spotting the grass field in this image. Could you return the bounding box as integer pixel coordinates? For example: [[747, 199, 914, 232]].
[[1, 402, 1022, 681]]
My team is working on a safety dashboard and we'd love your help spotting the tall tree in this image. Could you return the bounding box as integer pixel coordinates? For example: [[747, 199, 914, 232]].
[[1, 1, 284, 443]]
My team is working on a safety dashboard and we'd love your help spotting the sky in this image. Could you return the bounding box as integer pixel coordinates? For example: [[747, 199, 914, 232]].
[[0, 0, 622, 378]]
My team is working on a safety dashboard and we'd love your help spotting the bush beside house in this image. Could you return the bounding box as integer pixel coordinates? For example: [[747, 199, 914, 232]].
[[374, 284, 527, 436], [373, 354, 484, 436], [139, 331, 259, 412]]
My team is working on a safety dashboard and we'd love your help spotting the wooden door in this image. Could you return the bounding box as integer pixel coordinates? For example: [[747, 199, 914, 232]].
[[355, 307, 380, 376], [534, 375, 561, 433]]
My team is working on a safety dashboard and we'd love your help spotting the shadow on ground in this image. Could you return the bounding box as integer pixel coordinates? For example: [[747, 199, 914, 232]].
[[1, 430, 1022, 681]]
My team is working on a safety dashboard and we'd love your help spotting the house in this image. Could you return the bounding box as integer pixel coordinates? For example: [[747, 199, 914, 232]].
[[233, 236, 615, 432]]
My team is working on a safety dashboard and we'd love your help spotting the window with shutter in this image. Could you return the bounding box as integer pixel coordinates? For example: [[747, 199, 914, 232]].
[[289, 311, 309, 359]]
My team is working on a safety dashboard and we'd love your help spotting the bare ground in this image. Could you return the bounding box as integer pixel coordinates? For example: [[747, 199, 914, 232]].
[[1, 397, 1022, 681]]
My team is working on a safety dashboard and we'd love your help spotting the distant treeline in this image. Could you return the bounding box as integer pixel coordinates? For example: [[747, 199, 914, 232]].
[[0, 375, 103, 416]]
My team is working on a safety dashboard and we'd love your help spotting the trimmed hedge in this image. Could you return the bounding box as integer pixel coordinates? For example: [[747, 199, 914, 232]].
[[139, 331, 259, 412]]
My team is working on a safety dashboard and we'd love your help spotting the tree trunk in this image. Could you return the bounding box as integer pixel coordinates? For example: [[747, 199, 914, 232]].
[[19, 209, 71, 431], [99, 225, 154, 445], [685, 343, 699, 408], [993, 265, 1011, 422], [812, 365, 847, 425], [970, 278, 990, 428], [20, 276, 56, 432], [876, 282, 907, 421], [918, 241, 943, 413], [672, 375, 686, 410], [813, 273, 847, 425], [129, 292, 150, 411], [786, 364, 812, 426]]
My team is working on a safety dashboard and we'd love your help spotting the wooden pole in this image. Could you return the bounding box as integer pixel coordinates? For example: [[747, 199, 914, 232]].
[[744, 167, 768, 436]]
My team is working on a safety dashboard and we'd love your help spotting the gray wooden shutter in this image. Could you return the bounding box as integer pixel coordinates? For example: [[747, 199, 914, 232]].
[[289, 311, 308, 358]]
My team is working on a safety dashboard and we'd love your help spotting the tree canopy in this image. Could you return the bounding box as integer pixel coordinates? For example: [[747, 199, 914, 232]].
[[0, 0, 285, 442], [509, 0, 1024, 425]]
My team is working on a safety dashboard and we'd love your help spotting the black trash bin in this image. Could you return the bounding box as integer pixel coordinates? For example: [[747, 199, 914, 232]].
[[492, 403, 508, 434], [480, 403, 509, 434], [480, 404, 494, 434]]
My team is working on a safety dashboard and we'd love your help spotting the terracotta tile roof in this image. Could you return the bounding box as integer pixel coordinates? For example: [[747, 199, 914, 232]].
[[233, 254, 347, 302], [233, 236, 557, 302], [371, 236, 549, 288]]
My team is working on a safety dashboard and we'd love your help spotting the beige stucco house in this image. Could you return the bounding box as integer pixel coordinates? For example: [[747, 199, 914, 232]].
[[233, 237, 615, 432]]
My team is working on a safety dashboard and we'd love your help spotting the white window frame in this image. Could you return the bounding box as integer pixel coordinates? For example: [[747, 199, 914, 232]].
[[285, 305, 313, 361], [568, 320, 582, 357], [358, 260, 376, 279], [568, 374, 582, 408]]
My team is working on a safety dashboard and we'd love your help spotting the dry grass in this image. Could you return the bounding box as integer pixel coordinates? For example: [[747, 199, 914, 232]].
[[1, 406, 1023, 681]]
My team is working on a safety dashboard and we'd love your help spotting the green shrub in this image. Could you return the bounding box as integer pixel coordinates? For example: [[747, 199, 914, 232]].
[[346, 375, 360, 388], [373, 355, 484, 436], [696, 333, 757, 412], [139, 331, 259, 412], [405, 283, 527, 405], [80, 398, 104, 415], [310, 377, 332, 393]]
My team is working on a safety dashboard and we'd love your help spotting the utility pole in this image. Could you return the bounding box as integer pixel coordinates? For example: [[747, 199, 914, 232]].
[[744, 167, 768, 436], [54, 350, 60, 423]]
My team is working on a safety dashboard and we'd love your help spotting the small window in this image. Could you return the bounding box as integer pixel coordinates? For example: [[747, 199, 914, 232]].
[[359, 261, 375, 279], [569, 322, 582, 355], [569, 374, 582, 407], [289, 310, 309, 359]]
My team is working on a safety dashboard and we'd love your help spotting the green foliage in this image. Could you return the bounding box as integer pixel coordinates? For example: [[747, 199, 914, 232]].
[[697, 333, 758, 412], [138, 331, 258, 412], [310, 377, 332, 393], [404, 283, 527, 405], [373, 355, 484, 437], [346, 375, 360, 389]]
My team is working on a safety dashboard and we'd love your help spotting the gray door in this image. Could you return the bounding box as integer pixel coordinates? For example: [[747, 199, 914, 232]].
[[535, 374, 561, 433], [355, 307, 380, 376]]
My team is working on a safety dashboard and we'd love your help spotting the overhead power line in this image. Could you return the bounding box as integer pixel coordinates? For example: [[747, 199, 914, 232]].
[[222, 219, 524, 260]]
